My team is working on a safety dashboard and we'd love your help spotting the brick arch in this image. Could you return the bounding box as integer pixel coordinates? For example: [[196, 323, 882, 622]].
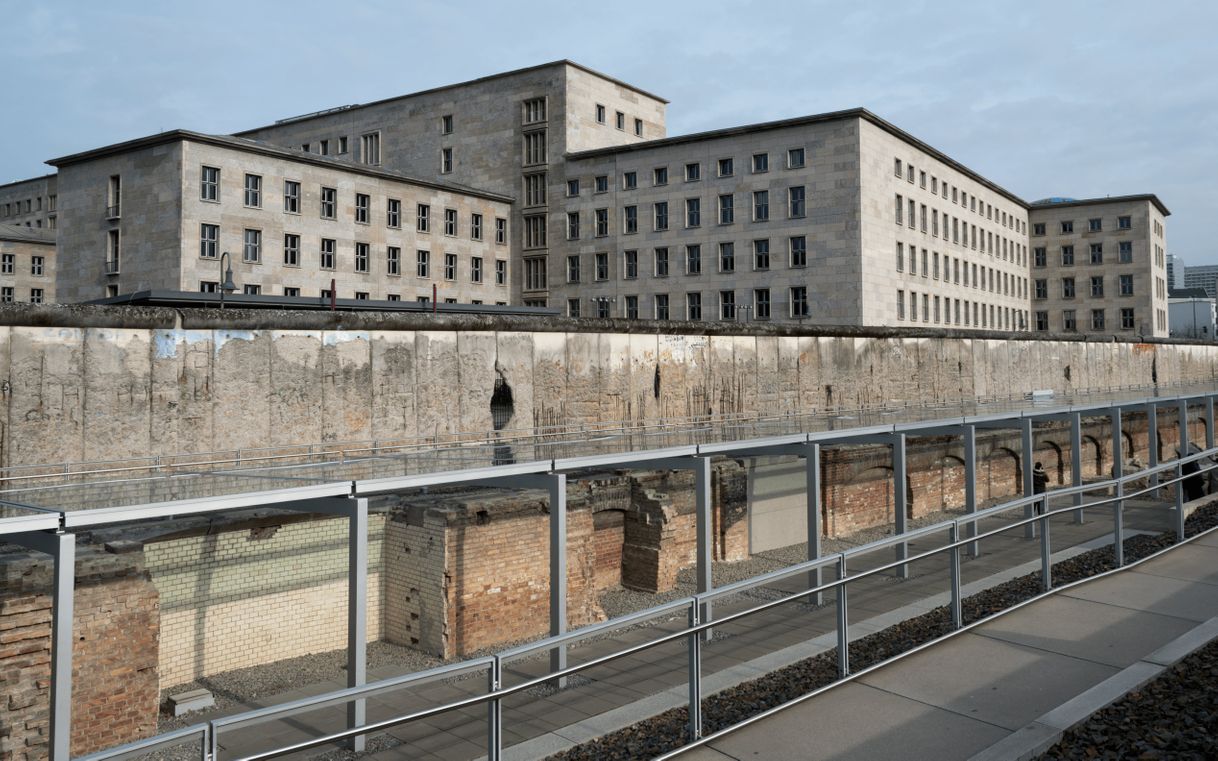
[[1036, 440, 1065, 484], [1081, 434, 1104, 478], [984, 447, 1021, 502], [1121, 430, 1136, 461]]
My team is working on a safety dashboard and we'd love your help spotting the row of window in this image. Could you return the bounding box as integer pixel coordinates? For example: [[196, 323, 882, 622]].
[[193, 225, 507, 284], [1032, 216, 1133, 236], [299, 132, 382, 165], [565, 238, 814, 282], [896, 193, 1027, 266], [568, 189, 808, 237], [0, 253, 47, 276], [1032, 242, 1135, 267], [196, 282, 507, 306], [569, 150, 808, 198], [1032, 308, 1138, 332], [1, 195, 56, 217], [894, 157, 1023, 234], [1033, 274, 1137, 299], [193, 167, 507, 241], [896, 290, 1028, 331], [594, 104, 645, 137], [0, 287, 43, 303], [895, 243, 1027, 299], [568, 287, 810, 320]]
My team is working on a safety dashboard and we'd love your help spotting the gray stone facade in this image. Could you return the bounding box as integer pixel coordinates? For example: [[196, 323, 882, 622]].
[[1029, 196, 1169, 336], [0, 174, 58, 231], [0, 224, 56, 303]]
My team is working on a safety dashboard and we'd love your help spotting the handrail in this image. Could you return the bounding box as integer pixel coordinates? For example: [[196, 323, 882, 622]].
[[73, 723, 207, 761]]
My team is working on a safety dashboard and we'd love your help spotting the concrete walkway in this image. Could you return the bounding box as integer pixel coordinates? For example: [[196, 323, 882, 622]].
[[678, 528, 1218, 761]]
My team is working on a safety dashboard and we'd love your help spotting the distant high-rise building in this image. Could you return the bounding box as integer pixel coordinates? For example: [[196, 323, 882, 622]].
[[1184, 265, 1218, 299], [1167, 254, 1185, 290]]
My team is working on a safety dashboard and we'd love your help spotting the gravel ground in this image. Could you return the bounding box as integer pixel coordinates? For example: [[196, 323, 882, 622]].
[[1036, 638, 1218, 760], [544, 502, 1218, 761]]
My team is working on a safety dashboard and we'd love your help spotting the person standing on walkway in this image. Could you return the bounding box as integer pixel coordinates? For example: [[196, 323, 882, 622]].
[[1032, 462, 1049, 515], [1178, 448, 1205, 502]]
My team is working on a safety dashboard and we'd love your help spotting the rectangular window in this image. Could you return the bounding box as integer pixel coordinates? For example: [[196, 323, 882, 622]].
[[440, 147, 453, 173], [444, 253, 457, 281], [243, 228, 261, 263], [1091, 309, 1105, 331], [623, 171, 637, 190], [655, 294, 670, 320], [495, 217, 507, 244], [753, 190, 769, 221], [624, 250, 638, 279], [895, 194, 903, 225], [243, 284, 261, 295], [244, 174, 262, 207], [595, 208, 609, 237], [318, 239, 337, 270], [685, 162, 701, 182], [387, 246, 400, 276], [615, 111, 625, 130], [201, 166, 220, 201], [416, 250, 431, 278], [719, 242, 735, 273], [360, 132, 381, 164], [284, 287, 300, 297], [718, 194, 734, 225], [594, 298, 611, 319], [283, 233, 300, 266], [355, 292, 369, 301], [524, 172, 547, 206], [789, 235, 807, 267], [444, 208, 457, 236], [471, 213, 483, 240], [1090, 276, 1104, 297], [441, 114, 453, 134], [687, 292, 702, 321], [472, 257, 483, 283], [595, 175, 609, 193], [753, 239, 770, 270], [788, 186, 805, 218], [283, 180, 300, 213], [787, 147, 805, 168], [654, 201, 669, 230], [417, 204, 430, 232], [524, 214, 546, 247], [655, 247, 670, 277], [355, 193, 370, 224], [1088, 217, 1102, 232], [30, 288, 43, 304], [897, 289, 906, 320], [1, 286, 12, 302], [686, 244, 702, 275], [754, 288, 771, 320], [595, 252, 609, 281], [495, 259, 507, 286], [1061, 220, 1074, 234], [524, 131, 547, 165], [29, 255, 43, 276], [1119, 274, 1134, 295], [386, 198, 401, 228], [567, 211, 580, 240], [567, 178, 580, 197], [686, 198, 701, 227], [567, 299, 581, 318], [624, 205, 638, 234], [355, 242, 370, 273], [320, 187, 337, 219], [1061, 245, 1075, 266], [1090, 243, 1103, 264], [719, 290, 736, 320], [752, 153, 769, 173], [896, 242, 904, 272], [894, 158, 903, 177], [653, 167, 668, 186], [1034, 279, 1047, 300], [1062, 277, 1076, 299], [718, 157, 734, 177], [104, 174, 122, 218], [200, 223, 219, 259], [1119, 241, 1133, 263], [1034, 247, 1047, 267], [523, 97, 546, 124], [1120, 307, 1135, 330], [1118, 215, 1132, 230]]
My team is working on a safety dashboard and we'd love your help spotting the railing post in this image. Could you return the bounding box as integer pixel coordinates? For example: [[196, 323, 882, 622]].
[[487, 658, 502, 761], [1039, 497, 1052, 592], [836, 555, 849, 678], [963, 424, 979, 557], [1020, 417, 1035, 539], [1147, 402, 1160, 496], [1177, 398, 1189, 541], [694, 457, 713, 638], [1070, 411, 1084, 524], [891, 433, 909, 579], [1206, 395, 1215, 451], [687, 600, 702, 743], [949, 523, 962, 629], [804, 442, 823, 605], [549, 474, 568, 685], [347, 497, 368, 752], [1114, 477, 1125, 568]]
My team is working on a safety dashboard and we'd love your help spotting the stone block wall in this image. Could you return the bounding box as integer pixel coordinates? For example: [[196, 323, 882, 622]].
[[0, 547, 158, 760]]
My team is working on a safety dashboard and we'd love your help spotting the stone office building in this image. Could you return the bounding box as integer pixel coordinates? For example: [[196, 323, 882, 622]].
[[1028, 195, 1170, 336], [48, 131, 513, 304], [0, 173, 58, 230], [0, 223, 56, 303]]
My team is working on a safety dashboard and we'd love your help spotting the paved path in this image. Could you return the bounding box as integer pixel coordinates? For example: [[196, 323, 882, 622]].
[[678, 528, 1218, 761]]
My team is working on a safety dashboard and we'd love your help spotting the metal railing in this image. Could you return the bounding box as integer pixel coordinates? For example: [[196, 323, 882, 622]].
[[72, 448, 1218, 761]]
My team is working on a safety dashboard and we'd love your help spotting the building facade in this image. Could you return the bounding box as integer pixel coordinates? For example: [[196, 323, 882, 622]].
[[0, 174, 58, 230], [1028, 196, 1170, 335], [0, 224, 56, 303], [1184, 264, 1218, 299], [49, 132, 512, 304]]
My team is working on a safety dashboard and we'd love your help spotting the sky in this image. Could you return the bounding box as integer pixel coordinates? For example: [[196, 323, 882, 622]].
[[4, 0, 1217, 262]]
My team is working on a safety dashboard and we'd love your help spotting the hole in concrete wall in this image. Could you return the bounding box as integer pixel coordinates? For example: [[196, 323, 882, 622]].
[[491, 374, 515, 431], [476, 509, 490, 526], [1064, 365, 1072, 382], [1152, 356, 1158, 385], [653, 365, 661, 399]]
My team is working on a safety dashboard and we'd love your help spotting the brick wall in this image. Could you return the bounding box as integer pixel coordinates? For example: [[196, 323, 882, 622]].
[[0, 547, 158, 760]]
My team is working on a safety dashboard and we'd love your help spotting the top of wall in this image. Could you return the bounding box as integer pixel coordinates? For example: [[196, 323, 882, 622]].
[[232, 59, 670, 136], [0, 223, 55, 245], [1028, 194, 1171, 217], [0, 302, 1209, 345], [45, 130, 514, 203], [0, 173, 56, 191]]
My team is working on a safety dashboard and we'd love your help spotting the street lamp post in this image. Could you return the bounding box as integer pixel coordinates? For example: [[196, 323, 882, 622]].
[[218, 251, 237, 309]]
